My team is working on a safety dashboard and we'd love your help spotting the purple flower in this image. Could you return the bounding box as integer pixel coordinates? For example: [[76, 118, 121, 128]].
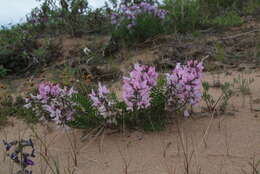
[[89, 83, 117, 124], [165, 60, 204, 113], [23, 155, 34, 166], [111, 2, 168, 29], [50, 84, 61, 96], [24, 81, 77, 126], [122, 64, 158, 111], [39, 82, 52, 101], [98, 83, 110, 96]]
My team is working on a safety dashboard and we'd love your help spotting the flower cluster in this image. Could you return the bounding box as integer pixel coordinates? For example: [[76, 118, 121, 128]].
[[165, 60, 204, 110], [111, 2, 167, 29], [3, 139, 35, 174], [122, 64, 158, 111], [24, 81, 77, 125], [89, 83, 117, 124]]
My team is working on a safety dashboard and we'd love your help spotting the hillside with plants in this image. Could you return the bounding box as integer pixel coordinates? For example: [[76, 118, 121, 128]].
[[0, 0, 260, 174]]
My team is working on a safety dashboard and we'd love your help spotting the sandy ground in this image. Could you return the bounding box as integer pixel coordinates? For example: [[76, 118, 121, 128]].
[[1, 70, 260, 174]]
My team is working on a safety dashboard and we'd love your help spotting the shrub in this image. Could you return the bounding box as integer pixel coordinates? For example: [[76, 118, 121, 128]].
[[0, 25, 37, 74], [0, 25, 60, 75], [27, 0, 110, 36], [59, 0, 89, 36], [111, 2, 167, 43], [26, 0, 53, 32]]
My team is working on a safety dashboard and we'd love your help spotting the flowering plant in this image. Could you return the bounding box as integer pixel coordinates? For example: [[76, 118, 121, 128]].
[[89, 83, 118, 125], [24, 81, 77, 125], [122, 64, 158, 111], [3, 139, 35, 174], [24, 60, 204, 131], [111, 2, 167, 43], [111, 2, 167, 29], [165, 60, 204, 116]]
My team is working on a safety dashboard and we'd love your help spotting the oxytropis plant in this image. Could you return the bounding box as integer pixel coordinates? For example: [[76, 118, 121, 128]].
[[165, 60, 204, 116], [87, 64, 159, 129], [89, 83, 118, 125], [110, 1, 167, 43], [122, 64, 158, 111], [111, 2, 167, 29], [24, 81, 77, 125], [24, 60, 204, 130], [3, 139, 35, 174]]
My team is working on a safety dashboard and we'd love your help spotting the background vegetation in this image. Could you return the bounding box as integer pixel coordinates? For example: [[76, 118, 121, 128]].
[[0, 0, 259, 77]]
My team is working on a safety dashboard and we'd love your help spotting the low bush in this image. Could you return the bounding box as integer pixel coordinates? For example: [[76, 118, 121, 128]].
[[111, 2, 167, 44], [27, 0, 110, 36], [0, 25, 61, 76], [0, 25, 38, 74]]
